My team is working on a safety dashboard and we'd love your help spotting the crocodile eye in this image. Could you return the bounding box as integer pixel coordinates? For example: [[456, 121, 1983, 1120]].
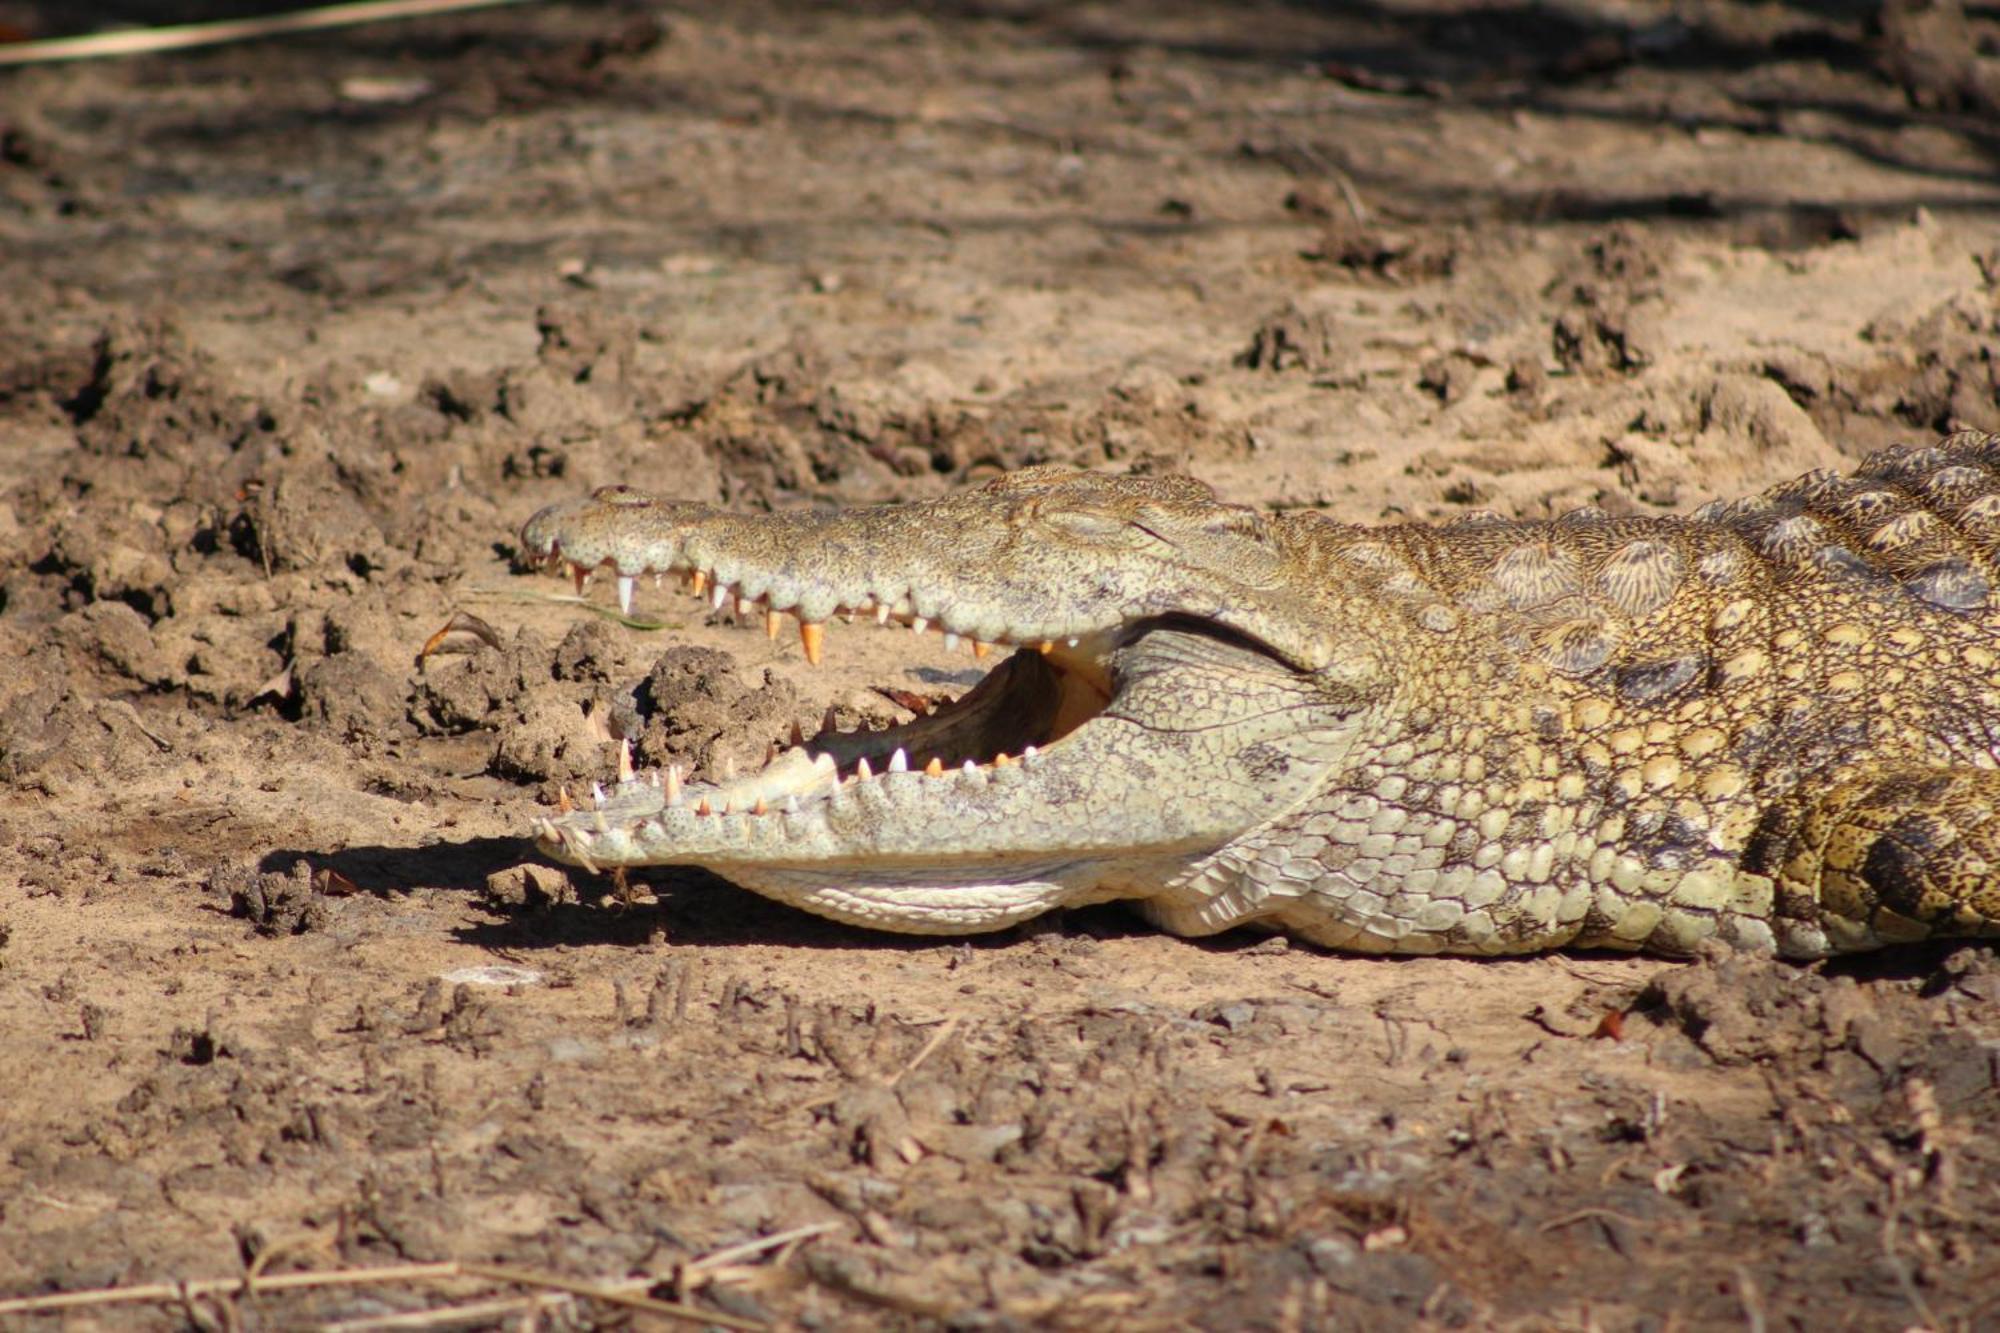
[[1043, 509, 1163, 548]]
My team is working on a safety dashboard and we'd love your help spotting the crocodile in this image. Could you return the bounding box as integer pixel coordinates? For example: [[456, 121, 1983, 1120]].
[[517, 430, 2000, 957]]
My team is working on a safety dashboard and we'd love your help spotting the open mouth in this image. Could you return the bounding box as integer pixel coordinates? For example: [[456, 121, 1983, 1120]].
[[527, 541, 1123, 861]]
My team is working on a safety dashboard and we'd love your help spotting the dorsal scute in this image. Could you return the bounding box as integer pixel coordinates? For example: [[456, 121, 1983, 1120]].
[[1690, 432, 2000, 613]]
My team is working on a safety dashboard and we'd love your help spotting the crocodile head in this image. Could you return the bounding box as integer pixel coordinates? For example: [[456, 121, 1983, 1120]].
[[518, 467, 1392, 934]]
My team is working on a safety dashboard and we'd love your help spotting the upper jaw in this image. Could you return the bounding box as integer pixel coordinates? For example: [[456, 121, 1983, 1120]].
[[518, 483, 1334, 676], [519, 487, 1113, 664]]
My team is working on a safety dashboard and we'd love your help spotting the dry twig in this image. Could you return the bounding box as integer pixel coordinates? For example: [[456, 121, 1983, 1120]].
[[0, 1259, 766, 1331], [0, 0, 536, 66]]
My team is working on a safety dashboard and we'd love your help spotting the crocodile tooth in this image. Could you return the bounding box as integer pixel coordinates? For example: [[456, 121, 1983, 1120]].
[[591, 782, 606, 806], [783, 794, 800, 813], [737, 594, 754, 617], [719, 754, 737, 781], [822, 705, 840, 734], [911, 616, 929, 635], [799, 621, 825, 666], [696, 797, 713, 816], [924, 757, 944, 777], [962, 759, 977, 775], [875, 604, 891, 626], [557, 785, 574, 813], [889, 748, 909, 773], [617, 738, 634, 782], [838, 608, 856, 624], [690, 569, 708, 596], [944, 632, 961, 652], [752, 797, 768, 816], [789, 721, 806, 747], [972, 639, 992, 660], [711, 581, 731, 612], [592, 810, 608, 833], [664, 764, 683, 805], [856, 755, 873, 781], [616, 575, 636, 615], [570, 563, 591, 594], [1023, 745, 1038, 759], [765, 607, 783, 640], [994, 752, 1014, 767]]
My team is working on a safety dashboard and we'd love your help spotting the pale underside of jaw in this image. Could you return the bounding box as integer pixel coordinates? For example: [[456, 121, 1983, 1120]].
[[525, 541, 1122, 873]]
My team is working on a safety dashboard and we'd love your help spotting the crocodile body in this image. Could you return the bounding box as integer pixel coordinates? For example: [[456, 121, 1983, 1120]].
[[519, 431, 2000, 957]]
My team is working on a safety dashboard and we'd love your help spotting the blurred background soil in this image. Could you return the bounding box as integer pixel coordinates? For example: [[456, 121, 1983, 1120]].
[[2, 0, 1998, 1327]]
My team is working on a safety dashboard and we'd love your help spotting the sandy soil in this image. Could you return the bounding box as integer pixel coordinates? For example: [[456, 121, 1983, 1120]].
[[3, 1, 2000, 1327]]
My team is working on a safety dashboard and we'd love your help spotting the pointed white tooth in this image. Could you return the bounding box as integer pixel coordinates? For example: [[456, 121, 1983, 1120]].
[[856, 756, 873, 780], [616, 575, 636, 615], [665, 765, 683, 805], [962, 759, 977, 775], [888, 748, 908, 773], [1067, 637, 1079, 648], [944, 632, 960, 652], [811, 752, 837, 776], [618, 738, 634, 782], [911, 617, 928, 635], [591, 783, 607, 806], [719, 754, 737, 781], [712, 582, 731, 611], [736, 594, 753, 616], [1024, 745, 1038, 758], [875, 604, 891, 626], [592, 811, 608, 833]]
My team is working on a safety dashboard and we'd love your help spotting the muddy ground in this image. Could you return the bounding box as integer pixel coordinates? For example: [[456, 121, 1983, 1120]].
[[2, 0, 2000, 1327]]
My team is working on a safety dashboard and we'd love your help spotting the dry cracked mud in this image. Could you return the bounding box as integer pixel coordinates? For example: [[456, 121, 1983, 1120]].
[[3, 1, 2000, 1328]]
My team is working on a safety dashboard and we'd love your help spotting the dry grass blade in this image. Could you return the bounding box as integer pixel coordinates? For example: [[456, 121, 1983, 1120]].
[[0, 0, 536, 66], [0, 1264, 462, 1316], [0, 1260, 766, 1331], [683, 1221, 844, 1276]]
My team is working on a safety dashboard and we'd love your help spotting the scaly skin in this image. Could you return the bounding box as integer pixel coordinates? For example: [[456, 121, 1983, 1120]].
[[518, 431, 2000, 957]]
